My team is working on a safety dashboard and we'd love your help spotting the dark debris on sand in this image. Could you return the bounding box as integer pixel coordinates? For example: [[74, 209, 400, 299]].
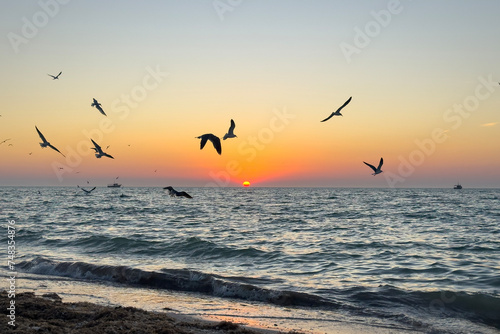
[[1, 291, 301, 334]]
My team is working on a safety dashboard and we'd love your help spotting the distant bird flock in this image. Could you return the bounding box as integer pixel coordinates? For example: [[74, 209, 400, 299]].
[[2, 71, 387, 198]]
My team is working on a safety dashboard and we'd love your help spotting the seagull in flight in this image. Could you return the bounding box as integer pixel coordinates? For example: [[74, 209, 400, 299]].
[[91, 98, 107, 116], [363, 157, 384, 176], [320, 96, 352, 122], [163, 186, 192, 199], [196, 133, 222, 155], [223, 119, 237, 140], [0, 138, 11, 145], [90, 139, 114, 159], [35, 126, 65, 157], [48, 71, 62, 80], [77, 185, 96, 194]]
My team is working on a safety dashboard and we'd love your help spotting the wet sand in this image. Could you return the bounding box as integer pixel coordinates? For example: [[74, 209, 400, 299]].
[[1, 291, 299, 334]]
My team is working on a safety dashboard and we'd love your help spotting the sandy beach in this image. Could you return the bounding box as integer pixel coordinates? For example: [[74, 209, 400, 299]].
[[1, 291, 299, 334]]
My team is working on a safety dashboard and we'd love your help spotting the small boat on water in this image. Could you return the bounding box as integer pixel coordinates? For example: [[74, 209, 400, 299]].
[[454, 183, 462, 189], [107, 183, 122, 188]]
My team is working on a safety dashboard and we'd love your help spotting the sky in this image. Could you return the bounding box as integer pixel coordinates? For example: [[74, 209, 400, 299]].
[[0, 0, 499, 188]]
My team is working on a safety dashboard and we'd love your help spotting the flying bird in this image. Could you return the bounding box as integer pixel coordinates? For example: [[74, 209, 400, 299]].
[[320, 96, 352, 122], [196, 133, 222, 155], [163, 186, 192, 199], [35, 126, 65, 157], [223, 119, 237, 140], [48, 71, 62, 80], [0, 138, 11, 145], [363, 157, 384, 176], [90, 139, 114, 159], [91, 98, 106, 116], [77, 185, 96, 194]]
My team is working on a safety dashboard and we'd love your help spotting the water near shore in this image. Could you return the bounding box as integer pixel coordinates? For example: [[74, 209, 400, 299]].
[[1, 187, 499, 333]]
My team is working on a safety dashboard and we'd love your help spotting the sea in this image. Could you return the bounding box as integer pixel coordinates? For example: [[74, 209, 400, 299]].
[[1, 186, 499, 333]]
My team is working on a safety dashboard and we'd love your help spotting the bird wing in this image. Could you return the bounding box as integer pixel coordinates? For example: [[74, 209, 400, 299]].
[[89, 187, 96, 193], [337, 96, 352, 112], [90, 139, 103, 153], [35, 126, 48, 143], [95, 104, 106, 116], [377, 157, 384, 170], [363, 161, 377, 173], [228, 119, 235, 134], [163, 186, 176, 196], [57, 71, 62, 77], [48, 74, 55, 79], [178, 191, 193, 199], [48, 143, 65, 157], [320, 112, 335, 123], [199, 135, 209, 150], [103, 152, 114, 159], [209, 134, 222, 155], [320, 96, 352, 122]]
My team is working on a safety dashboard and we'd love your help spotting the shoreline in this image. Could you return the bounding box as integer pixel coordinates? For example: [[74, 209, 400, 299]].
[[1, 291, 295, 334], [1, 289, 426, 334]]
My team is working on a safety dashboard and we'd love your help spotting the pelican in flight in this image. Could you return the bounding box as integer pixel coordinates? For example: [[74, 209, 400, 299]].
[[77, 185, 96, 194], [223, 119, 237, 140], [48, 71, 62, 80], [90, 139, 114, 159], [163, 186, 192, 199], [320, 96, 352, 122], [91, 98, 107, 116], [363, 157, 383, 176], [35, 126, 65, 157], [196, 133, 221, 155]]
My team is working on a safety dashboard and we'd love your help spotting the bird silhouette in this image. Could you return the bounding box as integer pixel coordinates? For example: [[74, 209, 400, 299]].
[[48, 71, 62, 80], [91, 98, 106, 116], [223, 119, 237, 140], [363, 157, 384, 176], [196, 133, 222, 155], [90, 139, 114, 159], [163, 186, 192, 199], [35, 126, 65, 157], [77, 185, 96, 194], [321, 96, 352, 122]]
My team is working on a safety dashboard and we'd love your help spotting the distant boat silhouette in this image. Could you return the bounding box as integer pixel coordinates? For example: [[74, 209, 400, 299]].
[[454, 183, 462, 189], [108, 177, 121, 187]]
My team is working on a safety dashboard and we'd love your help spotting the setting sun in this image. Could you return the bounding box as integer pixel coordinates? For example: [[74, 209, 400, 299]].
[[243, 181, 251, 187]]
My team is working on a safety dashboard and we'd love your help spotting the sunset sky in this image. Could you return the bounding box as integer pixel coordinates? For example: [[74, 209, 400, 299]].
[[1, 1, 499, 187]]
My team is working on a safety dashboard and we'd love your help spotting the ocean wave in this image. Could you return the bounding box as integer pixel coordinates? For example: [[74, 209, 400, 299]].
[[165, 236, 275, 260], [17, 257, 337, 308], [347, 285, 500, 329], [34, 234, 275, 260]]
